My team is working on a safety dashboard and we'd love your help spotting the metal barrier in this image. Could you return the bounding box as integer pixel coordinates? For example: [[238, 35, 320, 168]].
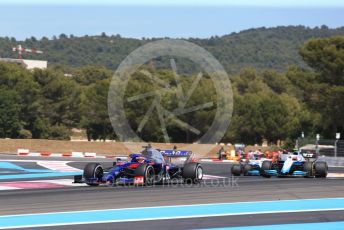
[[321, 156, 344, 166], [298, 138, 344, 157], [336, 140, 344, 157]]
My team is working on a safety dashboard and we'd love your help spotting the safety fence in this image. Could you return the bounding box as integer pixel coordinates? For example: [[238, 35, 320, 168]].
[[298, 138, 344, 157]]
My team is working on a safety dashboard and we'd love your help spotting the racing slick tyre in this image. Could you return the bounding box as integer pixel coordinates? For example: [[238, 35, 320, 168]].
[[243, 164, 252, 176], [83, 163, 103, 186], [134, 164, 155, 186], [303, 162, 314, 178], [314, 161, 328, 178], [231, 164, 242, 176], [261, 161, 272, 178], [183, 162, 203, 184]]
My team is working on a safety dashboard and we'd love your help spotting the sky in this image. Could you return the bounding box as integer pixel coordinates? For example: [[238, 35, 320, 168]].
[[0, 0, 343, 40]]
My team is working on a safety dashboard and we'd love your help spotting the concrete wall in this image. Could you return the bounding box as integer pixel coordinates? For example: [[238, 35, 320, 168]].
[[0, 139, 221, 158]]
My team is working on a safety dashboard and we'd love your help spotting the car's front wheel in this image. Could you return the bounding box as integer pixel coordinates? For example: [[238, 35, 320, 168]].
[[243, 164, 252, 176], [134, 164, 155, 185], [303, 162, 314, 178], [83, 163, 103, 186], [261, 161, 272, 178]]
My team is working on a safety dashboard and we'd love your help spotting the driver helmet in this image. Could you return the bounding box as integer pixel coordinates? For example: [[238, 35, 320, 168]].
[[136, 156, 145, 163]]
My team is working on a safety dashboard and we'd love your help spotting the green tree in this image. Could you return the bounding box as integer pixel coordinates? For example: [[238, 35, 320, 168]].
[[0, 62, 41, 136], [225, 67, 307, 145], [81, 79, 114, 141], [299, 36, 344, 135], [32, 69, 81, 128], [0, 89, 21, 138], [31, 117, 51, 139], [300, 36, 344, 85], [73, 65, 112, 85]]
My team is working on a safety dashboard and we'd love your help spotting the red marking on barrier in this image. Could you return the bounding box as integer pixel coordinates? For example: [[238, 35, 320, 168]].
[[18, 152, 29, 156], [211, 158, 221, 161], [62, 153, 72, 157], [40, 152, 51, 156]]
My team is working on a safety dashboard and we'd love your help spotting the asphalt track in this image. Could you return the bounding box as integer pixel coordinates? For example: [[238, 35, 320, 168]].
[[1, 154, 344, 229]]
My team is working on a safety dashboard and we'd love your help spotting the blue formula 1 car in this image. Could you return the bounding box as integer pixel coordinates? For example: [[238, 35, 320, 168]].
[[74, 148, 203, 186], [231, 158, 268, 176], [260, 151, 328, 178]]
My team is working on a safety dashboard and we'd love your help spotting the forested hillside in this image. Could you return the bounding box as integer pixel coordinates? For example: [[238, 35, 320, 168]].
[[0, 27, 343, 146], [1, 25, 344, 73], [1, 36, 343, 145]]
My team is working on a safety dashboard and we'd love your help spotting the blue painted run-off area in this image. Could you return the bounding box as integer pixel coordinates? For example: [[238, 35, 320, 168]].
[[200, 221, 344, 230], [0, 162, 81, 179], [0, 198, 344, 228]]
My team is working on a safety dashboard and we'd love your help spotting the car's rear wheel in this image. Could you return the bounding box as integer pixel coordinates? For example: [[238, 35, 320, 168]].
[[134, 164, 155, 185], [183, 162, 203, 184], [231, 164, 242, 176], [314, 161, 328, 178], [83, 163, 103, 186], [261, 161, 272, 178]]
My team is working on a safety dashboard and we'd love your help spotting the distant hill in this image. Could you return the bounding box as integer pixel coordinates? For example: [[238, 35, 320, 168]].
[[1, 25, 344, 73]]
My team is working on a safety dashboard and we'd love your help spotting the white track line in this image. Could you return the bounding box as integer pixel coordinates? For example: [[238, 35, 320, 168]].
[[37, 161, 81, 172], [36, 179, 88, 187], [0, 185, 21, 190], [0, 179, 87, 191], [327, 173, 344, 178], [203, 174, 226, 179]]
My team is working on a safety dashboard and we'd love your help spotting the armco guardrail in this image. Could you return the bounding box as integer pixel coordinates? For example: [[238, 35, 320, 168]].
[[299, 138, 344, 157], [336, 140, 344, 157], [321, 156, 344, 167]]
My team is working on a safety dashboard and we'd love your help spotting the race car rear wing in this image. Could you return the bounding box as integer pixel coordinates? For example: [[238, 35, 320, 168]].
[[160, 150, 192, 157], [160, 150, 197, 163], [300, 151, 318, 160]]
